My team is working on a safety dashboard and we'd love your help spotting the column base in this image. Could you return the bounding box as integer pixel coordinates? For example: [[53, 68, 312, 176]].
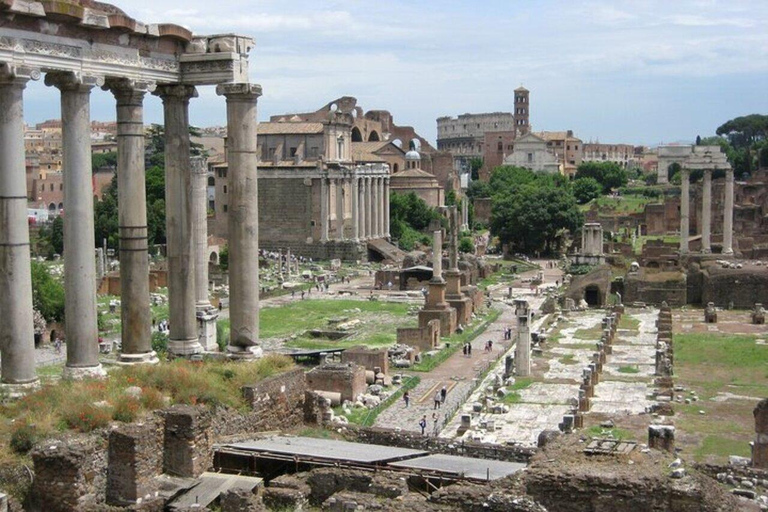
[[116, 351, 160, 365], [0, 380, 40, 399], [197, 307, 220, 352], [722, 248, 734, 255], [701, 248, 712, 254], [168, 337, 204, 356], [62, 364, 106, 380], [227, 345, 263, 360]]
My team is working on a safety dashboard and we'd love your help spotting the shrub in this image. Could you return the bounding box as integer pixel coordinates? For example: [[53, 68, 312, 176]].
[[62, 402, 112, 432], [112, 395, 141, 423], [10, 422, 38, 454], [459, 237, 474, 253], [140, 387, 165, 410], [151, 331, 168, 354]]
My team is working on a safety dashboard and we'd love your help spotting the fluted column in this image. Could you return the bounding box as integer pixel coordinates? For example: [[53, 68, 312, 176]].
[[217, 83, 262, 358], [384, 177, 390, 238], [701, 169, 712, 254], [335, 177, 344, 240], [680, 168, 690, 254], [155, 84, 201, 356], [0, 67, 38, 387], [320, 177, 329, 242], [351, 177, 359, 241], [190, 156, 211, 308], [372, 177, 380, 238], [46, 72, 105, 378], [107, 79, 157, 364], [365, 177, 373, 238], [723, 168, 734, 255]]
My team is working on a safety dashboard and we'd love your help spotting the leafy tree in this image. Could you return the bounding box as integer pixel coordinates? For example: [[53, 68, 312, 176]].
[[466, 179, 492, 199], [644, 172, 658, 186], [458, 237, 474, 253], [716, 114, 768, 149], [667, 162, 682, 183], [91, 151, 117, 172], [572, 177, 602, 204], [94, 174, 119, 249], [50, 215, 64, 256], [760, 146, 768, 169], [575, 161, 627, 193], [445, 189, 457, 206], [390, 192, 440, 231], [31, 261, 65, 322], [490, 178, 583, 255], [219, 245, 229, 271], [469, 157, 483, 181]]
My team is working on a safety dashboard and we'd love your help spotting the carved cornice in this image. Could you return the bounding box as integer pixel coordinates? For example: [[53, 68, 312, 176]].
[[44, 70, 103, 91], [153, 83, 198, 102], [0, 62, 41, 84], [216, 82, 261, 99]]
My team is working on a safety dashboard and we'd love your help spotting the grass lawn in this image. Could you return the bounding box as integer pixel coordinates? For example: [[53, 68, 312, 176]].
[[573, 322, 604, 340], [582, 196, 655, 215], [673, 333, 768, 463], [218, 299, 416, 350]]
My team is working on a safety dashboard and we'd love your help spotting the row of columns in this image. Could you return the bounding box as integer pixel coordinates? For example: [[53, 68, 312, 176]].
[[0, 67, 262, 385], [319, 175, 389, 242], [679, 168, 734, 255]]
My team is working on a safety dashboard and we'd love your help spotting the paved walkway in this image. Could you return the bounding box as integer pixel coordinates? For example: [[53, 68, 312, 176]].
[[375, 259, 561, 434]]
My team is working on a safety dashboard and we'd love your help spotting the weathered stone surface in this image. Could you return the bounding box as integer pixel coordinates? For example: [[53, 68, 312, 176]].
[[162, 405, 212, 478]]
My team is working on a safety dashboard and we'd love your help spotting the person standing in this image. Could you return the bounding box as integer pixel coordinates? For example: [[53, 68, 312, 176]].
[[433, 390, 442, 409], [440, 386, 447, 404], [462, 343, 468, 357], [419, 415, 427, 436], [432, 413, 440, 436], [403, 391, 410, 408]]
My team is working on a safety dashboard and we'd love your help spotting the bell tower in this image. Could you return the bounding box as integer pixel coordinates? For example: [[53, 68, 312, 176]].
[[514, 86, 530, 136]]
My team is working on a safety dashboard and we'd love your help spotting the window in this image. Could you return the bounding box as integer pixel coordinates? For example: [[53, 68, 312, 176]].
[[50, 184, 53, 191], [527, 153, 533, 163], [223, 205, 228, 212], [290, 147, 297, 157], [59, 184, 63, 191], [567, 145, 570, 150], [497, 142, 503, 151], [575, 145, 579, 150], [223, 185, 227, 194]]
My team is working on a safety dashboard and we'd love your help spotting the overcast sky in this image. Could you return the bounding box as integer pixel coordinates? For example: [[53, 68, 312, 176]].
[[22, 0, 768, 146]]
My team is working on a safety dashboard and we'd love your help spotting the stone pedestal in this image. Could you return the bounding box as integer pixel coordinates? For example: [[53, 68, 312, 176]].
[[753, 399, 768, 469], [197, 308, 219, 352], [46, 72, 105, 378], [514, 299, 531, 377], [418, 230, 457, 335], [0, 70, 38, 387]]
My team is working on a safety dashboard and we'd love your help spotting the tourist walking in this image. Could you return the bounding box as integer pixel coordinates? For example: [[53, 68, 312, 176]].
[[462, 343, 468, 357], [419, 415, 427, 436], [440, 386, 447, 404], [433, 390, 442, 409], [467, 342, 472, 356], [403, 391, 410, 408], [432, 413, 440, 436]]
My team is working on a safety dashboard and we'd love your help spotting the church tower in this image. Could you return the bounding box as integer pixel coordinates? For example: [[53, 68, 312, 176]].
[[514, 86, 530, 136]]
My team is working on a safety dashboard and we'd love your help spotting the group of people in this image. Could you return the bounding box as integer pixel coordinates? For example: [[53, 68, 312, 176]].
[[502, 326, 513, 340], [484, 339, 494, 352], [462, 342, 473, 357], [419, 412, 442, 436], [155, 319, 170, 333]]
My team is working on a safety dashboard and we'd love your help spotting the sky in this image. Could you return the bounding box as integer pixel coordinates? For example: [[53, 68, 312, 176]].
[[21, 0, 768, 146]]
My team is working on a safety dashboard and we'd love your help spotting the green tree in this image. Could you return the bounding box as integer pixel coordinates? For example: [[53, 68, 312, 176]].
[[716, 114, 768, 149], [572, 177, 602, 204], [91, 151, 117, 172], [458, 237, 474, 253], [390, 192, 440, 231], [50, 215, 64, 256], [31, 261, 65, 322], [575, 161, 627, 192], [491, 181, 583, 255], [469, 157, 483, 181], [445, 189, 457, 206], [466, 179, 492, 199], [219, 245, 229, 271]]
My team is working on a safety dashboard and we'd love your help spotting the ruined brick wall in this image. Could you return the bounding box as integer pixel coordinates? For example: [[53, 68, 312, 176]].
[[258, 177, 311, 244], [30, 436, 108, 512], [305, 364, 366, 403], [162, 406, 213, 478], [234, 367, 307, 434], [341, 347, 389, 375], [348, 427, 535, 463], [701, 266, 768, 308], [106, 420, 163, 506], [624, 270, 687, 306]]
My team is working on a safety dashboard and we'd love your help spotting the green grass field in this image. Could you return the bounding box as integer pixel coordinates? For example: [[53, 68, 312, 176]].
[[673, 333, 768, 463]]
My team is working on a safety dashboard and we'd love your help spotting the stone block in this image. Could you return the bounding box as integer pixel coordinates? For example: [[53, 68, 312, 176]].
[[418, 307, 457, 336], [305, 363, 366, 403], [162, 405, 213, 478], [648, 425, 675, 452], [341, 346, 389, 375], [107, 421, 163, 506]]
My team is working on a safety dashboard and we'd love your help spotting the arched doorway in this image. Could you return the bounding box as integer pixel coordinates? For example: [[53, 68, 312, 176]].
[[584, 285, 601, 307], [668, 162, 681, 183], [351, 126, 363, 142], [209, 251, 218, 265], [368, 130, 380, 142], [393, 163, 399, 173]]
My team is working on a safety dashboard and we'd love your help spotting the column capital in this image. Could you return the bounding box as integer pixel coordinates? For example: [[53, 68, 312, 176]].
[[0, 63, 40, 85], [103, 78, 155, 103], [725, 167, 734, 181], [216, 82, 262, 99], [153, 83, 198, 102], [44, 71, 104, 92]]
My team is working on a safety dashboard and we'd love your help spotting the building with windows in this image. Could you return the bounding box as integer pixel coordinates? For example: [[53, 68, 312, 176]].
[[535, 130, 583, 177], [583, 142, 637, 168], [502, 132, 560, 173]]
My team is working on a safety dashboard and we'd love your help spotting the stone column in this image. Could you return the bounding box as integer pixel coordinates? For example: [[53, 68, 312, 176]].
[[369, 178, 378, 238], [155, 85, 202, 356], [515, 299, 531, 377], [107, 79, 157, 364], [191, 155, 218, 351], [365, 177, 373, 238], [217, 83, 263, 358], [701, 169, 712, 254], [461, 196, 469, 231], [351, 177, 359, 241], [320, 177, 329, 242], [378, 177, 385, 238], [723, 168, 734, 255], [384, 177, 390, 238], [432, 229, 443, 281], [46, 72, 105, 378], [0, 67, 38, 387], [359, 177, 367, 240], [680, 168, 690, 254], [335, 178, 344, 240]]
